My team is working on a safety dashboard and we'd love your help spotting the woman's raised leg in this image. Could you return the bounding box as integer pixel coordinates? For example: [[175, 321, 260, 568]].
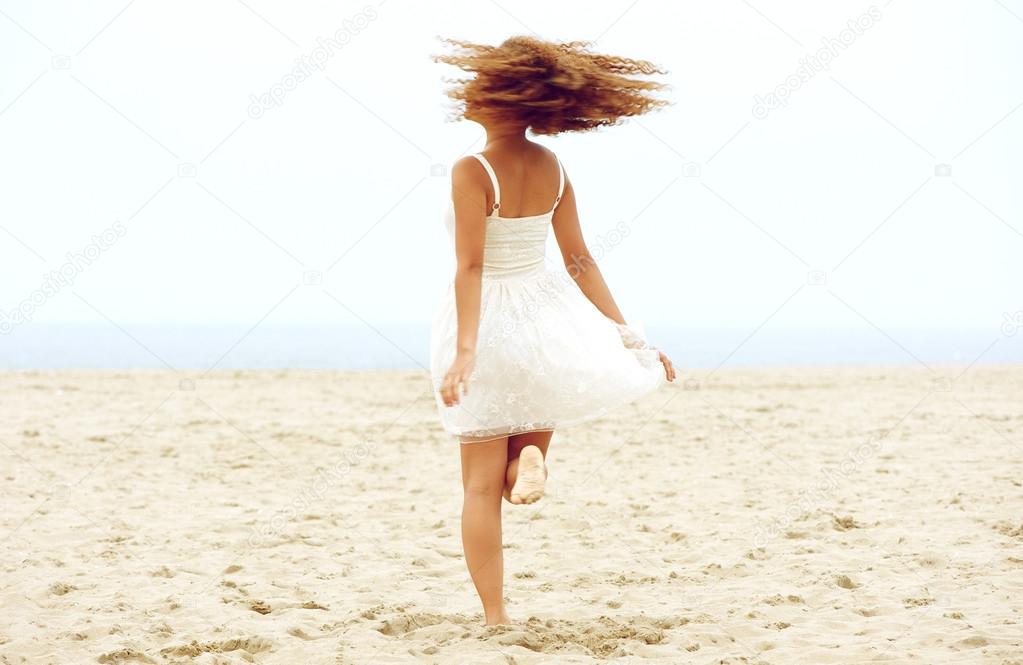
[[459, 436, 510, 625], [505, 431, 552, 504]]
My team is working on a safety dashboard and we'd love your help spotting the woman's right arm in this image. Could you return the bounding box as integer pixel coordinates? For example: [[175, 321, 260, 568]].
[[440, 157, 487, 406]]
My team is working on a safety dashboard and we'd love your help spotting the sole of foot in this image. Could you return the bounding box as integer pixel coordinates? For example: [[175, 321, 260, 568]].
[[510, 445, 546, 505]]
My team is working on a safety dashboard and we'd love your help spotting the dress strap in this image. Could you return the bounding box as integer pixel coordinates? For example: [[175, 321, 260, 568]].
[[552, 155, 565, 211], [471, 153, 500, 213]]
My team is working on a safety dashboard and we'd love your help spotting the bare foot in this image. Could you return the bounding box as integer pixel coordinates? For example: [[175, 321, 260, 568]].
[[510, 445, 546, 505], [484, 611, 512, 626]]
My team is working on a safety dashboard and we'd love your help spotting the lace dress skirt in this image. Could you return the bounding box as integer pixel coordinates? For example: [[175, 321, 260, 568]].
[[429, 261, 665, 443]]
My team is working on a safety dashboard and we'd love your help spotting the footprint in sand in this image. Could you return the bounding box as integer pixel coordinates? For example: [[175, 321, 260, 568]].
[[248, 600, 272, 614], [159, 637, 274, 659], [97, 648, 154, 664], [373, 610, 679, 659], [836, 575, 859, 589]]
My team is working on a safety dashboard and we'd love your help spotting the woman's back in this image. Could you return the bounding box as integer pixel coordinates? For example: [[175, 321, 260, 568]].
[[472, 145, 563, 219]]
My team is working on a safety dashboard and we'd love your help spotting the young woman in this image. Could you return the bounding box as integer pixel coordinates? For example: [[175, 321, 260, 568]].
[[429, 36, 676, 625]]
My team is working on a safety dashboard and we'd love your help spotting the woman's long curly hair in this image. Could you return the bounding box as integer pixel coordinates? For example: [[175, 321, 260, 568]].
[[433, 36, 669, 135]]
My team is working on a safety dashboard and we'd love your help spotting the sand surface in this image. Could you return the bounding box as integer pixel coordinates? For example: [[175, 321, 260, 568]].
[[1, 366, 1021, 664]]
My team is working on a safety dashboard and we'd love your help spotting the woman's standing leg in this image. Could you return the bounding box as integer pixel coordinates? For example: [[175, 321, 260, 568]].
[[459, 436, 510, 624]]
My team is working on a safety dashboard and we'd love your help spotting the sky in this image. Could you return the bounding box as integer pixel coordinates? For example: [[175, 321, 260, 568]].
[[1, 0, 1021, 368]]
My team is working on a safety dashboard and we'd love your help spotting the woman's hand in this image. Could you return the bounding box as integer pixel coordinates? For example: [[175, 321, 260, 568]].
[[658, 351, 676, 382], [440, 350, 475, 406]]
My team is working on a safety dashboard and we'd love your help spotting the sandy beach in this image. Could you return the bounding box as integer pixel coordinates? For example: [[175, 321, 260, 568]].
[[1, 365, 1021, 664]]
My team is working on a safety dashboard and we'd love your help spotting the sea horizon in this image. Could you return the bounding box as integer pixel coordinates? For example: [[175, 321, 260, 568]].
[[2, 323, 1017, 370]]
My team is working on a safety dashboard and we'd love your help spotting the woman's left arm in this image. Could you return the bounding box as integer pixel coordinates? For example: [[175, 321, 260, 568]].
[[550, 174, 626, 324], [552, 170, 676, 382]]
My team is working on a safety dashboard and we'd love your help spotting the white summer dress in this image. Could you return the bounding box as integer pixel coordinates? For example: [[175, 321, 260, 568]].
[[429, 152, 665, 443]]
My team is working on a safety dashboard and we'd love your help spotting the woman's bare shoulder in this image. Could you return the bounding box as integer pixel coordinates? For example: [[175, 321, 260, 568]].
[[450, 155, 486, 185]]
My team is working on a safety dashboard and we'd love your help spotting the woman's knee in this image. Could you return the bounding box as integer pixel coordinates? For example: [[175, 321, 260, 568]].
[[463, 478, 505, 498]]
